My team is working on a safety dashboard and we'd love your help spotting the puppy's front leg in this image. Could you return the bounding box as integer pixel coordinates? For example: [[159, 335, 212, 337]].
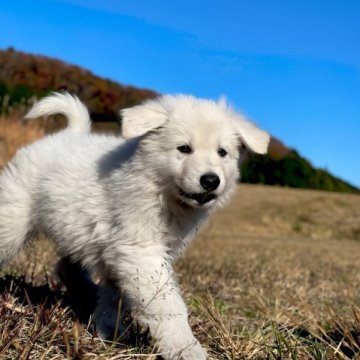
[[111, 246, 208, 360]]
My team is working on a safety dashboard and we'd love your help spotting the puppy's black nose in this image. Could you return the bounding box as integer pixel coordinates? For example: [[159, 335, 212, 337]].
[[200, 173, 220, 192]]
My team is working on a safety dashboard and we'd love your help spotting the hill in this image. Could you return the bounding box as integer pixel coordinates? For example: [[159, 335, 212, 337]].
[[0, 47, 358, 193]]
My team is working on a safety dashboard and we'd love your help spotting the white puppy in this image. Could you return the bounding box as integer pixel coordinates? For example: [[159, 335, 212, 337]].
[[0, 93, 269, 359]]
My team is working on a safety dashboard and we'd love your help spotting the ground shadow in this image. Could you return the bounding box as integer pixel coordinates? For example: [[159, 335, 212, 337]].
[[0, 262, 150, 349], [0, 261, 98, 324]]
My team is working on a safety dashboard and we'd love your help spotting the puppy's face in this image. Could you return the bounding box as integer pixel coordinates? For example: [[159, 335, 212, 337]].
[[155, 106, 243, 209], [121, 95, 270, 210]]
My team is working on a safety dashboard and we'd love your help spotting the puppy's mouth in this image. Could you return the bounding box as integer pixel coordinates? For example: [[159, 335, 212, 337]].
[[179, 188, 217, 206]]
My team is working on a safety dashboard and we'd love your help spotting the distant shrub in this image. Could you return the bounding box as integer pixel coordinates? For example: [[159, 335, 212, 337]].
[[241, 151, 359, 194]]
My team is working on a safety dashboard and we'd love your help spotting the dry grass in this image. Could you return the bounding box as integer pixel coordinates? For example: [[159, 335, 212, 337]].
[[178, 185, 360, 359], [1, 114, 360, 359], [0, 113, 44, 167]]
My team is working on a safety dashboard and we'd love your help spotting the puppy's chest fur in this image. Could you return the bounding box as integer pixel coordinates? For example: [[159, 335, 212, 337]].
[[163, 208, 206, 258]]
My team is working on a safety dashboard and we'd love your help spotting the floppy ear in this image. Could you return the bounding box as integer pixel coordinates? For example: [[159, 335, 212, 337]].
[[234, 115, 270, 154], [120, 98, 168, 138]]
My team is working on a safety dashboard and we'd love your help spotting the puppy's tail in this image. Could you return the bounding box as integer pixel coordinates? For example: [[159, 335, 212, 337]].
[[25, 92, 91, 133]]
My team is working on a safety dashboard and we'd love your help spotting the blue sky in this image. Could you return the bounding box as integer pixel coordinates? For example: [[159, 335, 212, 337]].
[[0, 0, 359, 187]]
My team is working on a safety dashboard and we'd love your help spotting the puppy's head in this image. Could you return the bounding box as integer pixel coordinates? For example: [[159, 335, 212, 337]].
[[120, 95, 269, 210]]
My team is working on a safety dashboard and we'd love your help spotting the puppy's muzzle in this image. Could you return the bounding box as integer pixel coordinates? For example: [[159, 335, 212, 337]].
[[179, 189, 217, 205]]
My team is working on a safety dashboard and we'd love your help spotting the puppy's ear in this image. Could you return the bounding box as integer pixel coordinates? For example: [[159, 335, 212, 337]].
[[120, 99, 168, 138], [234, 115, 270, 154]]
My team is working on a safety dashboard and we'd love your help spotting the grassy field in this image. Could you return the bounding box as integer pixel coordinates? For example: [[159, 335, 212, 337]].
[[0, 114, 360, 359]]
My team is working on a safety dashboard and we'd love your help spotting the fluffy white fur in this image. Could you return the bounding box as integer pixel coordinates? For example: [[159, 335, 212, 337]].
[[0, 92, 269, 359]]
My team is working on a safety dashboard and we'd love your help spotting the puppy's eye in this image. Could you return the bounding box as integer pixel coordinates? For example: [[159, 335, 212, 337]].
[[177, 145, 192, 154], [218, 148, 228, 157]]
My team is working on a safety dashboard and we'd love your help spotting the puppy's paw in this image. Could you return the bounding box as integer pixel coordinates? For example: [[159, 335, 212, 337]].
[[177, 342, 208, 360], [161, 340, 208, 360]]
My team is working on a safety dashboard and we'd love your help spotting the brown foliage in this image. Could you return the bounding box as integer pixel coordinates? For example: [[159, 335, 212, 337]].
[[0, 48, 157, 122]]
